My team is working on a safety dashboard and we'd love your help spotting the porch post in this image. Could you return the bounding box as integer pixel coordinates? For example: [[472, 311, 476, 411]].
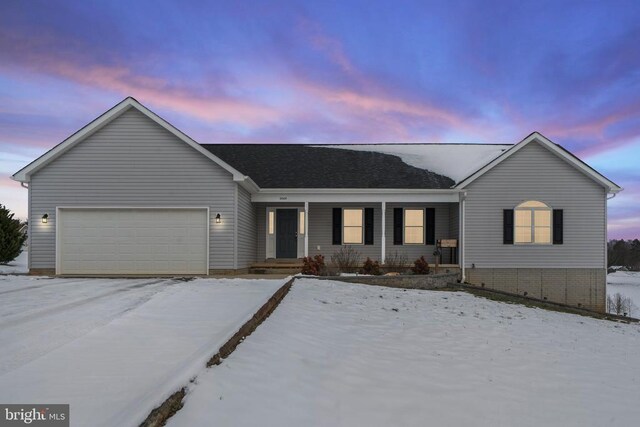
[[381, 201, 386, 263], [304, 201, 309, 257]]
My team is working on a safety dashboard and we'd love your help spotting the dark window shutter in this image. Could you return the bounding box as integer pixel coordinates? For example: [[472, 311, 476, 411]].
[[364, 208, 374, 245], [425, 208, 435, 245], [553, 209, 563, 244], [503, 209, 514, 244], [332, 208, 342, 245], [393, 208, 403, 245]]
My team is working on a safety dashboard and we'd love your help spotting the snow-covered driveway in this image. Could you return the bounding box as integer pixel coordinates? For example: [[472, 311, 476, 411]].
[[0, 275, 285, 427], [170, 278, 640, 427]]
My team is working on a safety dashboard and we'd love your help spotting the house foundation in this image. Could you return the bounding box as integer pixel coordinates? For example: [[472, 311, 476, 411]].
[[465, 268, 606, 312]]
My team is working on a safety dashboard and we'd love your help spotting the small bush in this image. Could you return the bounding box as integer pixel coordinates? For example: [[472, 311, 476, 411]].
[[384, 250, 408, 273], [360, 257, 382, 275], [331, 246, 361, 273], [301, 254, 325, 275], [411, 256, 430, 275], [0, 204, 27, 264]]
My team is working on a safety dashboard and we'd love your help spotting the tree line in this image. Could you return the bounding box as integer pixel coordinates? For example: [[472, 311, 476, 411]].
[[608, 239, 640, 270]]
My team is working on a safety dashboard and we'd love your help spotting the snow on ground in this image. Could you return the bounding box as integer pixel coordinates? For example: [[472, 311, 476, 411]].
[[0, 250, 28, 274], [170, 278, 640, 427], [0, 276, 284, 427], [324, 144, 510, 182], [607, 271, 640, 317]]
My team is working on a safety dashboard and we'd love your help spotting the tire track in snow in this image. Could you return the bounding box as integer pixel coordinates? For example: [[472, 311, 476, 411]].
[[0, 278, 95, 296], [0, 279, 174, 328]]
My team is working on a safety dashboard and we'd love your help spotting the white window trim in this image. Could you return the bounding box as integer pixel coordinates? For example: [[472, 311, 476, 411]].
[[342, 207, 365, 245], [403, 207, 425, 245], [514, 201, 552, 245]]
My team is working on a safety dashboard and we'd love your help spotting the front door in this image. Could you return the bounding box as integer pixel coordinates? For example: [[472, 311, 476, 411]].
[[276, 209, 298, 258]]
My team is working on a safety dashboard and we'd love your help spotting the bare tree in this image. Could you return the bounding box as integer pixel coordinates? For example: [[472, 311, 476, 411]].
[[607, 293, 632, 316]]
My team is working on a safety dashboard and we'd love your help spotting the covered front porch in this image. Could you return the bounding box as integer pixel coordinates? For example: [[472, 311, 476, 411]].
[[250, 189, 464, 272]]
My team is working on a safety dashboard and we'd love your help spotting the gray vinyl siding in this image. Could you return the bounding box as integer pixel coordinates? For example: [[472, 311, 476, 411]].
[[308, 203, 382, 262], [448, 203, 459, 239], [384, 203, 455, 264], [236, 184, 257, 268], [256, 204, 266, 261], [463, 141, 606, 268], [29, 107, 236, 270]]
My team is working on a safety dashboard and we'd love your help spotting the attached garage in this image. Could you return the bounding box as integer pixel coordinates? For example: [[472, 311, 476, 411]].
[[56, 208, 209, 275]]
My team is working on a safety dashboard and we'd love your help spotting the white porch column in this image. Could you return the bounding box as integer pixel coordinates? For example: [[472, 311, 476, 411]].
[[304, 201, 309, 257], [381, 201, 386, 263]]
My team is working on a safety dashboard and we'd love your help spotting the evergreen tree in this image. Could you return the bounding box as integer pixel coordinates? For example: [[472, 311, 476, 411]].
[[0, 205, 27, 264]]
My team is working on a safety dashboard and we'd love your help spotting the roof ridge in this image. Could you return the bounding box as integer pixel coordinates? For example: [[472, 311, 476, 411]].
[[199, 142, 514, 146]]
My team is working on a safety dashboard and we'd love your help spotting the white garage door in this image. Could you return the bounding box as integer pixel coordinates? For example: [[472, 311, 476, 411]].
[[57, 208, 209, 275]]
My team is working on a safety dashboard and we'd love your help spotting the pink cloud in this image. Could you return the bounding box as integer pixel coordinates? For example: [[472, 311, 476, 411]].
[[297, 18, 357, 76], [0, 30, 284, 128]]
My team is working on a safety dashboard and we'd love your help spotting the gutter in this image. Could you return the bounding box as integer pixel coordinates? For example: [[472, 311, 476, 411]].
[[459, 191, 467, 283]]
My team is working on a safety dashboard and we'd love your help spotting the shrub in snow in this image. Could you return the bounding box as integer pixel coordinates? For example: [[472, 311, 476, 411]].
[[301, 255, 326, 276], [0, 204, 27, 265], [384, 250, 408, 273], [331, 246, 361, 274], [360, 258, 382, 275], [411, 256, 430, 275]]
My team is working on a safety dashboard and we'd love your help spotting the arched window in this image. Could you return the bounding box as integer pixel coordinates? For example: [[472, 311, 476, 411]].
[[514, 200, 551, 244]]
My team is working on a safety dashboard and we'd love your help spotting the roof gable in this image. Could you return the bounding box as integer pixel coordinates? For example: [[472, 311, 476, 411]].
[[455, 132, 622, 193], [12, 97, 257, 191]]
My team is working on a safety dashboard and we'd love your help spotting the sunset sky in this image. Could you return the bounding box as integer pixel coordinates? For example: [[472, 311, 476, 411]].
[[0, 0, 638, 239]]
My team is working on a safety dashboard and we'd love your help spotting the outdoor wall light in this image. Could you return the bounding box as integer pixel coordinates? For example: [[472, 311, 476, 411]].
[[215, 213, 221, 224], [42, 214, 48, 224]]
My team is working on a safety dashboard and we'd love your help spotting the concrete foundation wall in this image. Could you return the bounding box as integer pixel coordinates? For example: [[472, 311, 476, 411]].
[[465, 268, 606, 312]]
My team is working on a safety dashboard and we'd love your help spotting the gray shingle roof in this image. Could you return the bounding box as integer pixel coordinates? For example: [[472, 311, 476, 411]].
[[201, 144, 455, 189]]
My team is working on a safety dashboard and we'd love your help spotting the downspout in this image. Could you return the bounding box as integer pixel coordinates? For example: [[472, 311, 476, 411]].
[[605, 191, 616, 270], [20, 182, 30, 271], [459, 191, 467, 283], [233, 184, 238, 271]]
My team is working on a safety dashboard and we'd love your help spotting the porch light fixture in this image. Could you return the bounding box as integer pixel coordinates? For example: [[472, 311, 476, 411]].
[[215, 213, 221, 224], [42, 214, 48, 224]]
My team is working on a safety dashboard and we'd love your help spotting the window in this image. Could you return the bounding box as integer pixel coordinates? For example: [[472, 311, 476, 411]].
[[343, 208, 363, 244], [299, 211, 305, 235], [268, 211, 275, 235], [515, 200, 551, 244], [404, 208, 424, 244]]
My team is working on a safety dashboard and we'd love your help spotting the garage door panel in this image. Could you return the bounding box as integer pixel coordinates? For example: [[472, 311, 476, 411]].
[[58, 208, 208, 275]]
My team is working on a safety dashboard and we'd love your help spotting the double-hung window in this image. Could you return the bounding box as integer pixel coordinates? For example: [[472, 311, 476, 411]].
[[343, 208, 363, 244], [404, 208, 424, 244], [514, 200, 551, 244]]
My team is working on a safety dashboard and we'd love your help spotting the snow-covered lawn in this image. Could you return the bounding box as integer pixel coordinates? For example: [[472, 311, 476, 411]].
[[0, 250, 28, 274], [0, 275, 284, 427], [170, 278, 640, 427], [607, 271, 640, 317]]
